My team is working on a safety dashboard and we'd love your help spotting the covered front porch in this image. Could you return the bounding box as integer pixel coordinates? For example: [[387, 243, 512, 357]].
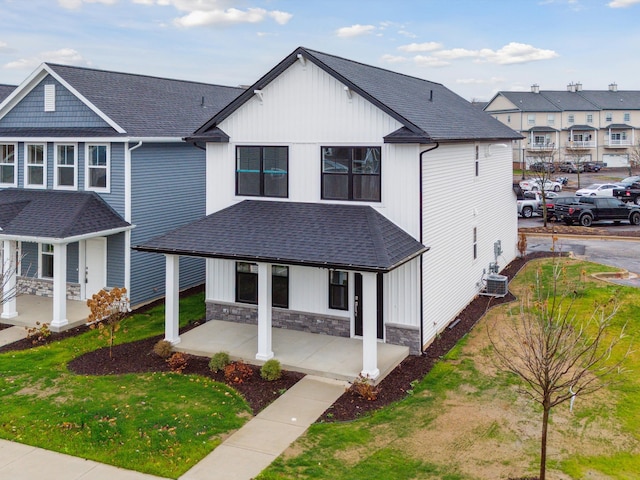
[[175, 319, 409, 383], [1, 294, 90, 330]]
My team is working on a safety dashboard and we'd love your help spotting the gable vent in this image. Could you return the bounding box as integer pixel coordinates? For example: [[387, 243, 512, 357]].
[[44, 84, 55, 112]]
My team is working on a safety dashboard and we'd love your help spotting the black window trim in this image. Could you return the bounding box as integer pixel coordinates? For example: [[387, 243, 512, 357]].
[[235, 262, 289, 309], [321, 146, 382, 202], [235, 145, 289, 198], [328, 269, 349, 311]]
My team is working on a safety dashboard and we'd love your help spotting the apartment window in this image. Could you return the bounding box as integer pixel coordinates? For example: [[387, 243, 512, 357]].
[[40, 243, 54, 279], [567, 114, 575, 124], [54, 144, 76, 189], [547, 114, 555, 126], [624, 112, 631, 122], [236, 146, 288, 198], [86, 144, 109, 191], [586, 113, 593, 123], [507, 114, 511, 123], [26, 144, 46, 188], [321, 146, 381, 202], [473, 227, 478, 260], [605, 112, 613, 122], [235, 262, 289, 308], [329, 270, 348, 310], [527, 114, 535, 126], [0, 144, 16, 186]]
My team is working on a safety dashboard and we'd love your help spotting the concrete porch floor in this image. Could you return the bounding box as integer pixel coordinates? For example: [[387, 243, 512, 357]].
[[1, 295, 90, 332], [174, 320, 410, 384]]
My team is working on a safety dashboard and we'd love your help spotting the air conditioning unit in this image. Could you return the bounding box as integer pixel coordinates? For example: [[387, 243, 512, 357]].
[[484, 274, 508, 297]]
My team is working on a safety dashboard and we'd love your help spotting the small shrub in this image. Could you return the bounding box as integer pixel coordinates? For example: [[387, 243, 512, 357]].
[[351, 374, 380, 401], [153, 340, 173, 359], [209, 351, 231, 373], [260, 359, 282, 381], [25, 322, 51, 345], [224, 361, 253, 384], [166, 352, 187, 373]]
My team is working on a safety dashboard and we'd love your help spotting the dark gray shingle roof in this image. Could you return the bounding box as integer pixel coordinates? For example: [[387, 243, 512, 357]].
[[491, 92, 561, 112], [195, 47, 521, 143], [0, 84, 16, 103], [579, 90, 640, 110], [0, 189, 130, 239], [134, 200, 428, 272], [45, 64, 245, 137]]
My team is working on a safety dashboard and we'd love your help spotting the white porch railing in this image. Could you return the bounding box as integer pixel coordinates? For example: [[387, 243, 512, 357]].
[[605, 139, 632, 147], [565, 141, 596, 148]]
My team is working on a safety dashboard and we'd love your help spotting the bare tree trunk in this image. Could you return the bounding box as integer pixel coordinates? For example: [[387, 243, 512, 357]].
[[540, 405, 550, 480]]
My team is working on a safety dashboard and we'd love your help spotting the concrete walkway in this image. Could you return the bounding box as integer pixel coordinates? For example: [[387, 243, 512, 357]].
[[0, 365, 347, 480]]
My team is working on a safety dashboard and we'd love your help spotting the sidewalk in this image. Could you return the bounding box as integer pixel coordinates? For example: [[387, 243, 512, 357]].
[[0, 373, 347, 480]]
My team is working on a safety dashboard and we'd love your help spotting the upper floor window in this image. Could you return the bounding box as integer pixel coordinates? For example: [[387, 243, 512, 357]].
[[547, 114, 555, 126], [586, 113, 593, 123], [527, 114, 535, 125], [567, 114, 575, 124], [605, 112, 613, 122], [0, 144, 16, 186], [25, 143, 46, 188], [321, 146, 381, 202], [236, 146, 288, 198], [86, 144, 109, 191], [54, 144, 76, 189], [624, 112, 631, 122], [235, 262, 289, 308]]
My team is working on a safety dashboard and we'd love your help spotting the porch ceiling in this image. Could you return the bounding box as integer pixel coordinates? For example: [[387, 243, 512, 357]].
[[0, 189, 131, 242], [134, 200, 428, 272]]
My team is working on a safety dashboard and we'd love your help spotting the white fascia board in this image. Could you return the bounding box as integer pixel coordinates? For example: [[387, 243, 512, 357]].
[[0, 224, 135, 245], [0, 66, 49, 119]]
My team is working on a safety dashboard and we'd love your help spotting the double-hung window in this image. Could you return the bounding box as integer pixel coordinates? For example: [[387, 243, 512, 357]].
[[328, 270, 348, 310], [26, 144, 46, 188], [236, 146, 288, 198], [236, 262, 289, 308], [321, 146, 381, 202], [86, 144, 109, 191], [40, 244, 54, 279], [0, 144, 16, 186], [54, 144, 76, 189], [624, 112, 631, 122]]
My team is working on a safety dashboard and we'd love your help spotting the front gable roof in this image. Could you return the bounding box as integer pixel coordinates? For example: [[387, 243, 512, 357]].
[[0, 64, 244, 138], [193, 47, 522, 144], [134, 200, 428, 273]]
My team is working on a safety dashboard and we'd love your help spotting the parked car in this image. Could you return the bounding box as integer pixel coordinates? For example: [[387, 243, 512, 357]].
[[618, 176, 640, 187], [613, 182, 640, 205], [555, 196, 640, 227], [536, 194, 578, 221], [558, 162, 583, 173], [575, 183, 623, 197], [582, 162, 602, 172], [519, 178, 563, 192], [529, 162, 555, 173]]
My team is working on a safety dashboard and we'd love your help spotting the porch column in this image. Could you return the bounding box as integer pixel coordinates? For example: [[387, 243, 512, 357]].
[[361, 271, 380, 379], [256, 262, 274, 361], [51, 243, 68, 329], [1, 240, 18, 319], [165, 254, 180, 345]]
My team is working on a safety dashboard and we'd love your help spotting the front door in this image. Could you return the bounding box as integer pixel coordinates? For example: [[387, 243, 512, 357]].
[[85, 237, 107, 298], [354, 273, 384, 339]]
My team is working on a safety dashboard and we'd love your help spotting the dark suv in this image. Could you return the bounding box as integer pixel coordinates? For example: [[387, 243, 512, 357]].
[[530, 162, 555, 173], [558, 162, 583, 173], [583, 162, 602, 172]]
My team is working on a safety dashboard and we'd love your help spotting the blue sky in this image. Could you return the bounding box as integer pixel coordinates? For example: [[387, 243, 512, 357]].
[[0, 0, 639, 101]]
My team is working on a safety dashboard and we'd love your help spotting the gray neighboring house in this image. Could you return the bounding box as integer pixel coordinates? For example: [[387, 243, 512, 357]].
[[0, 63, 243, 330]]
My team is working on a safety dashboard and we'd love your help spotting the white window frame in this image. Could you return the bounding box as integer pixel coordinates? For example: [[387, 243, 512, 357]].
[[547, 114, 555, 126], [54, 143, 77, 190], [39, 243, 54, 279], [0, 143, 17, 187], [605, 112, 613, 123], [527, 114, 535, 126], [85, 143, 110, 192], [25, 143, 47, 189], [586, 113, 593, 123], [567, 114, 575, 124], [624, 112, 631, 122]]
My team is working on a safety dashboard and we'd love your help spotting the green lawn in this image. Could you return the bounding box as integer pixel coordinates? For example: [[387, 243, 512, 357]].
[[0, 293, 252, 479], [258, 258, 640, 479]]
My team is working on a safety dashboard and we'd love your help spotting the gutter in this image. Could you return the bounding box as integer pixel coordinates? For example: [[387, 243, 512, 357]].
[[418, 142, 439, 353], [0, 224, 135, 245]]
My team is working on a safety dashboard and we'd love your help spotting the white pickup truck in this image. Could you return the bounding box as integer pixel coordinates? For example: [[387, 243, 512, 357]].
[[517, 191, 543, 218]]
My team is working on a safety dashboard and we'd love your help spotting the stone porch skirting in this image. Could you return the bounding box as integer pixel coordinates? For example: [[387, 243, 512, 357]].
[[17, 276, 81, 300]]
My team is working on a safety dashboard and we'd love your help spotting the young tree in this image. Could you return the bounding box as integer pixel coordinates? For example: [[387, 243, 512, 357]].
[[562, 147, 589, 189], [629, 139, 640, 175], [526, 149, 558, 227], [488, 259, 629, 480], [87, 287, 129, 358], [1, 253, 24, 307]]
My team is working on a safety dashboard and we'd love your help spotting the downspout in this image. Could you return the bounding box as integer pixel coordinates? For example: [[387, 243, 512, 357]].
[[418, 142, 439, 354], [125, 141, 143, 298]]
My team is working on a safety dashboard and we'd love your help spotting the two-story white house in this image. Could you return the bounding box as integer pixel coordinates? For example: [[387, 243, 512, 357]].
[[136, 47, 522, 379]]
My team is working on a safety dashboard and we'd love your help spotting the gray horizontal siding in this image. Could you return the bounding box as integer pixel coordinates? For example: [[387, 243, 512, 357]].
[[67, 242, 79, 283], [107, 233, 125, 288], [130, 143, 206, 305]]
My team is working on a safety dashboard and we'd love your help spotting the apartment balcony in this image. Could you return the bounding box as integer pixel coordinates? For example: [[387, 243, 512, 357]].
[[604, 139, 632, 148], [565, 141, 595, 149], [526, 142, 556, 151]]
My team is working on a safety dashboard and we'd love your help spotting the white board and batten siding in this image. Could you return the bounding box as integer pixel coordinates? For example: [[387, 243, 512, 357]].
[[421, 143, 517, 345], [205, 59, 423, 330]]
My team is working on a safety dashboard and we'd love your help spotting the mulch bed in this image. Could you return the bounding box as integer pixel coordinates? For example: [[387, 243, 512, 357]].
[[0, 251, 557, 421]]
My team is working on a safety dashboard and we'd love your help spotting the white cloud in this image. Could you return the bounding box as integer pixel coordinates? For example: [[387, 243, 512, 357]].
[[58, 0, 118, 9], [380, 54, 407, 64], [398, 42, 443, 53], [608, 0, 640, 6], [336, 24, 376, 38], [433, 42, 558, 64], [397, 30, 417, 39], [413, 55, 449, 67], [4, 48, 91, 70]]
